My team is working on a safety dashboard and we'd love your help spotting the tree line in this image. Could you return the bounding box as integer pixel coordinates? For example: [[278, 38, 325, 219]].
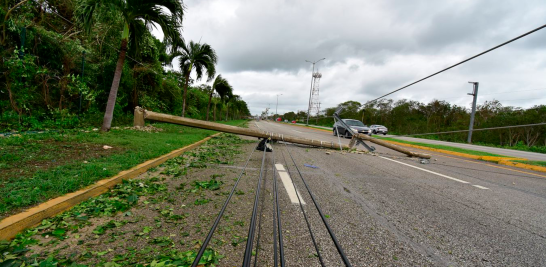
[[282, 99, 546, 151], [0, 0, 250, 132]]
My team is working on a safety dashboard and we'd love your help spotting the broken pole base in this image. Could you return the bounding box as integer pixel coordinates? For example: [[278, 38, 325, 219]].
[[134, 106, 145, 127]]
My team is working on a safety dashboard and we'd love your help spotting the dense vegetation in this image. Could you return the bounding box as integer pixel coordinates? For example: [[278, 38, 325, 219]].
[[0, 0, 250, 132], [282, 99, 546, 153]]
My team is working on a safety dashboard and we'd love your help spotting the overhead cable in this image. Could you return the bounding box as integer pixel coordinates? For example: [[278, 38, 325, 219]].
[[364, 23, 546, 105], [391, 122, 546, 137]]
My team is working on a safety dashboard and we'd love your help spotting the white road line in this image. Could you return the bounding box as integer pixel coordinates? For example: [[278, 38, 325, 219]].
[[275, 164, 286, 171], [292, 130, 303, 133], [275, 164, 305, 204], [379, 156, 470, 184], [473, 185, 490, 190]]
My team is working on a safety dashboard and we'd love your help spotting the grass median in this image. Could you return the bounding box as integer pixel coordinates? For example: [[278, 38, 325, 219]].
[[0, 120, 247, 218], [375, 137, 509, 158]]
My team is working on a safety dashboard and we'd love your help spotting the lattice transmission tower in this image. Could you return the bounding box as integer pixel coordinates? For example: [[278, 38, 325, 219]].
[[309, 72, 322, 117]]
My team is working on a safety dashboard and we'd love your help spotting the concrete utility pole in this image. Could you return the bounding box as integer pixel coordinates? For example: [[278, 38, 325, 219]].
[[276, 94, 282, 119], [467, 82, 479, 143], [305, 58, 325, 125], [135, 107, 431, 158]]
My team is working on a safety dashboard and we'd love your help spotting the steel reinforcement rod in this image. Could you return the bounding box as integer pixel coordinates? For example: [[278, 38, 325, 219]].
[[190, 147, 257, 267], [285, 143, 354, 267], [242, 140, 269, 267], [135, 107, 431, 159]]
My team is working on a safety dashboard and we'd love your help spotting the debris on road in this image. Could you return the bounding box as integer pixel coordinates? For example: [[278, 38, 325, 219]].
[[326, 151, 331, 155], [304, 164, 319, 169]]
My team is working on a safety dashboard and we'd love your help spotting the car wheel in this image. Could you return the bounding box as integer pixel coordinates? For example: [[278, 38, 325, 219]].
[[344, 131, 351, 139], [333, 129, 337, 136], [373, 130, 377, 134], [383, 133, 387, 135]]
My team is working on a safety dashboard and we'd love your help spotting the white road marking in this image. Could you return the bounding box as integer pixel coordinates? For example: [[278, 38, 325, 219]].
[[379, 156, 470, 184], [275, 164, 286, 171], [275, 164, 305, 204], [473, 185, 489, 190], [292, 130, 303, 133]]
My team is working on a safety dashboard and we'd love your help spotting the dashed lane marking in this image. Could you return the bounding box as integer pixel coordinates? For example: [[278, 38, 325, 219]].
[[292, 130, 303, 133], [275, 164, 305, 204], [379, 156, 492, 190], [379, 156, 470, 184]]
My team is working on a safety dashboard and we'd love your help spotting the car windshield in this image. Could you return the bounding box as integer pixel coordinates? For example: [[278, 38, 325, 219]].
[[344, 120, 366, 127]]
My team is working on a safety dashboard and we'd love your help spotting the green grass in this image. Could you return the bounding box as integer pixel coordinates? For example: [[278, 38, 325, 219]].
[[512, 160, 546, 167], [0, 121, 247, 217], [376, 137, 510, 158]]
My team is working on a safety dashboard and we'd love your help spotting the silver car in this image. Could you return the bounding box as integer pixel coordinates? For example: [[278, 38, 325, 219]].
[[333, 119, 370, 138], [370, 125, 388, 135]]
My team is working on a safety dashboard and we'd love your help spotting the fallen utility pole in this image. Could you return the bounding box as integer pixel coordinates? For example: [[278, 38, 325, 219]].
[[134, 107, 430, 159]]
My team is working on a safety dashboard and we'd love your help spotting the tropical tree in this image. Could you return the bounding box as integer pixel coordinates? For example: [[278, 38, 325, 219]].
[[207, 75, 232, 121], [77, 0, 185, 132], [175, 40, 217, 117]]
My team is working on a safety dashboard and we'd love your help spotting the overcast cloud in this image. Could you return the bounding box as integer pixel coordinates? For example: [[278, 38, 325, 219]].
[[155, 0, 546, 115]]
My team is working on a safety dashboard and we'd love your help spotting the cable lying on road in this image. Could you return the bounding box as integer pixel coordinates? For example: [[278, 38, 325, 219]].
[[284, 143, 354, 267], [271, 143, 286, 266], [242, 140, 269, 267], [280, 145, 326, 267], [190, 147, 257, 267]]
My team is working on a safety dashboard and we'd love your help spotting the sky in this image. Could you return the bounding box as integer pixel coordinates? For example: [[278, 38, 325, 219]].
[[153, 0, 546, 116]]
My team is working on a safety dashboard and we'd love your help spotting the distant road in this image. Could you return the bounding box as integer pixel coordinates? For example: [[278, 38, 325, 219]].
[[383, 135, 546, 161], [293, 122, 545, 161]]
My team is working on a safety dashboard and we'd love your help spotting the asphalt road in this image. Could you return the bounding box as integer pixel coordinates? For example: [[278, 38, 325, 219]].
[[296, 123, 546, 161], [247, 120, 546, 266]]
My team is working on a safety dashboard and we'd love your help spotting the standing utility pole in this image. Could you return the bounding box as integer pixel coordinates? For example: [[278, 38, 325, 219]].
[[467, 82, 479, 143], [305, 58, 325, 125], [276, 94, 282, 119]]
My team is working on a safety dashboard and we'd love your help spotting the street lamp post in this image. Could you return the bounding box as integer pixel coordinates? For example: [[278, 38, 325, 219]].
[[305, 58, 325, 125], [276, 94, 282, 120]]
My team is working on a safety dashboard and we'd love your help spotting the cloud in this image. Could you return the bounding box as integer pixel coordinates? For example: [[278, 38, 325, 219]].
[[155, 0, 546, 115]]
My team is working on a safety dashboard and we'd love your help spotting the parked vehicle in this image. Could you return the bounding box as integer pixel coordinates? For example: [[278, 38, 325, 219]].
[[370, 125, 388, 135], [291, 120, 296, 123], [333, 119, 370, 138]]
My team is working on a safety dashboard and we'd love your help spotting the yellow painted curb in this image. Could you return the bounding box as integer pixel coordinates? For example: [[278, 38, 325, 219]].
[[497, 160, 546, 173], [0, 133, 222, 240], [383, 139, 546, 173], [383, 140, 524, 161]]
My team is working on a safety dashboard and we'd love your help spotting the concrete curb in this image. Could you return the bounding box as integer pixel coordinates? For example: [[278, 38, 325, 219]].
[[0, 133, 222, 240], [383, 140, 546, 173]]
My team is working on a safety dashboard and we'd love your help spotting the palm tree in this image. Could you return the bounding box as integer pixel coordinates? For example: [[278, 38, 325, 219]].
[[207, 75, 232, 121], [176, 40, 217, 117], [77, 0, 184, 132]]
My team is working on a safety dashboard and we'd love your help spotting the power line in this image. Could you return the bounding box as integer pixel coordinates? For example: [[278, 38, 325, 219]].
[[364, 23, 546, 106], [478, 88, 546, 96], [190, 148, 256, 267], [480, 97, 546, 102], [280, 146, 326, 266], [392, 122, 546, 137], [284, 143, 353, 267], [242, 141, 268, 267]]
